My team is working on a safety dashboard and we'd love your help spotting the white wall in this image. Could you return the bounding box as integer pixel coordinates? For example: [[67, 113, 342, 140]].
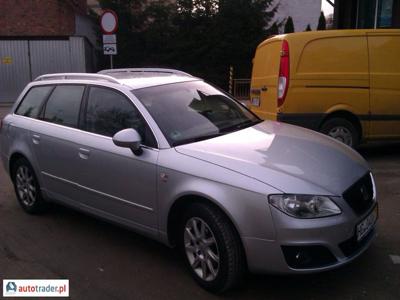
[[269, 0, 322, 32]]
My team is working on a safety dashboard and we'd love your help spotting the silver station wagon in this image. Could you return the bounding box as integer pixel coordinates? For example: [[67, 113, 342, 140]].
[[0, 69, 378, 292]]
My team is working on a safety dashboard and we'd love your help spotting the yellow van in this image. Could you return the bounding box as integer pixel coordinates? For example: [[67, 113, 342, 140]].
[[250, 29, 400, 147]]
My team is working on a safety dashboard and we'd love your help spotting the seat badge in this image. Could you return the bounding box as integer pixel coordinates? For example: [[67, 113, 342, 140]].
[[160, 172, 169, 182]]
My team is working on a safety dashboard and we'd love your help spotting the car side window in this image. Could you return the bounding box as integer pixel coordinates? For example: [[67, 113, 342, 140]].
[[43, 85, 85, 128], [15, 86, 54, 118], [84, 86, 157, 148]]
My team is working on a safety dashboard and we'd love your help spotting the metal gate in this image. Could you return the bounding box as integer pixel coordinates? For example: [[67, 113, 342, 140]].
[[0, 37, 93, 103], [233, 79, 251, 102], [0, 40, 31, 104]]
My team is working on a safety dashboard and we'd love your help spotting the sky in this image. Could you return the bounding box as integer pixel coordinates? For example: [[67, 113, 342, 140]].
[[321, 0, 334, 16]]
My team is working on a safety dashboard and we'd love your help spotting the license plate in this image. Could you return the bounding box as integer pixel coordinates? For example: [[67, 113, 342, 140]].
[[356, 206, 378, 241], [251, 97, 260, 106]]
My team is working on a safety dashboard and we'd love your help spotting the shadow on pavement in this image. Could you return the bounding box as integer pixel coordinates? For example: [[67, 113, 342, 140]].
[[358, 141, 400, 160]]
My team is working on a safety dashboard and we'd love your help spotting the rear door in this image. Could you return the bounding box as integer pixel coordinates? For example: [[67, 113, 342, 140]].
[[11, 85, 55, 175], [29, 84, 86, 201], [250, 40, 282, 120], [367, 31, 400, 138]]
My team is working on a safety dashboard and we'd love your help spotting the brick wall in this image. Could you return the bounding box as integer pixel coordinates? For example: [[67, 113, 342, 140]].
[[0, 0, 88, 36]]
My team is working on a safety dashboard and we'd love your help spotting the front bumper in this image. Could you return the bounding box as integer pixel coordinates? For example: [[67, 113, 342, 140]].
[[243, 202, 377, 274]]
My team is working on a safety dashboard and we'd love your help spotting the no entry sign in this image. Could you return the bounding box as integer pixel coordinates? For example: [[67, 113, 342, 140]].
[[100, 10, 118, 34]]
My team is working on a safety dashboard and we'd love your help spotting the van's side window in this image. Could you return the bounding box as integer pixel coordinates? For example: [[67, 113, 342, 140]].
[[84, 86, 157, 148], [43, 85, 85, 128], [15, 86, 54, 118]]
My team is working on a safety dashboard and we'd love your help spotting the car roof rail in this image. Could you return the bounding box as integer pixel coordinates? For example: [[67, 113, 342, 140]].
[[34, 73, 121, 84], [98, 68, 193, 77]]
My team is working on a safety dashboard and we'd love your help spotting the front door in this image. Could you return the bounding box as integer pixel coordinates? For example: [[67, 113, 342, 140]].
[[74, 86, 159, 232]]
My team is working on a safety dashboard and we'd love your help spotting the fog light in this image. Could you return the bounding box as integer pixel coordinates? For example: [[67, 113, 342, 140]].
[[281, 245, 337, 269]]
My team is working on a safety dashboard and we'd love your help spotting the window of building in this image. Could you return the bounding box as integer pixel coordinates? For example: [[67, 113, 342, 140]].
[[357, 0, 394, 28], [377, 0, 394, 27]]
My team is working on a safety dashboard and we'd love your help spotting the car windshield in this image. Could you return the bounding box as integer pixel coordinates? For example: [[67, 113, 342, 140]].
[[132, 81, 261, 146]]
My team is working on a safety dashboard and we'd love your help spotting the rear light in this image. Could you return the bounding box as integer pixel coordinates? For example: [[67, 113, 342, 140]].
[[278, 40, 290, 107]]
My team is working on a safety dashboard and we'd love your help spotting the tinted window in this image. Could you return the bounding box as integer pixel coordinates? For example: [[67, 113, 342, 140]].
[[15, 86, 53, 118], [85, 87, 156, 147], [43, 85, 85, 128], [132, 81, 260, 146]]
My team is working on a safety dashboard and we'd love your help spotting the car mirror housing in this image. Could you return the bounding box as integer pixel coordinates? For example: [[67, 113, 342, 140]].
[[112, 128, 142, 155]]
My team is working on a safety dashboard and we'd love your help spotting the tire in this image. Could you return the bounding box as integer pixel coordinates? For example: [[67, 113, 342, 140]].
[[11, 158, 47, 214], [320, 117, 360, 148], [179, 203, 244, 293]]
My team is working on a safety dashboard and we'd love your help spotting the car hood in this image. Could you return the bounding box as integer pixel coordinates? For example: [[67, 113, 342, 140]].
[[175, 121, 369, 195]]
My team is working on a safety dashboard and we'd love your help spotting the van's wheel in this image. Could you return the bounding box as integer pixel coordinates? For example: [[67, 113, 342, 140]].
[[11, 158, 47, 214], [179, 203, 244, 293], [320, 117, 360, 148]]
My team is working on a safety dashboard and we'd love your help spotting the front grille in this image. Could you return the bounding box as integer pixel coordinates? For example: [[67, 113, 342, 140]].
[[343, 173, 374, 215]]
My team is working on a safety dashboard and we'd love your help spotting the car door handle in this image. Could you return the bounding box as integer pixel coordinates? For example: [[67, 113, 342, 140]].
[[78, 148, 91, 160], [32, 134, 41, 145]]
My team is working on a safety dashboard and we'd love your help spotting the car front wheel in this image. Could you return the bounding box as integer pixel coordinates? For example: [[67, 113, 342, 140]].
[[179, 203, 244, 293]]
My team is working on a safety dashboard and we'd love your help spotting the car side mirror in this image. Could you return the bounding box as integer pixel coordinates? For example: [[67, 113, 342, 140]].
[[112, 128, 142, 155]]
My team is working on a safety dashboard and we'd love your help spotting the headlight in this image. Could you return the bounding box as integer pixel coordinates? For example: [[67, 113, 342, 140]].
[[370, 172, 377, 201], [268, 194, 341, 218]]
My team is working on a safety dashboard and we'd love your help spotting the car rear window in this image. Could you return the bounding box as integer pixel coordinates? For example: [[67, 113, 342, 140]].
[[15, 86, 54, 118], [43, 85, 85, 128]]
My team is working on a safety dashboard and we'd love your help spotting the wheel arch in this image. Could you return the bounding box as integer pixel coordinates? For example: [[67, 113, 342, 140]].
[[166, 194, 244, 249], [9, 152, 30, 177]]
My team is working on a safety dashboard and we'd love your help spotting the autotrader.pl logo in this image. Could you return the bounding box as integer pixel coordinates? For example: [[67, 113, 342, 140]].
[[5, 282, 17, 294], [3, 279, 69, 297]]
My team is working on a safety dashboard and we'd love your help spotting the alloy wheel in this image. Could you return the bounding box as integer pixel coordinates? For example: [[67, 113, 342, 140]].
[[328, 126, 353, 146], [15, 166, 37, 207], [184, 217, 220, 281]]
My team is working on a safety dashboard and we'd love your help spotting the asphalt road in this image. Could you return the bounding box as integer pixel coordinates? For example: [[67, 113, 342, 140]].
[[0, 105, 399, 300]]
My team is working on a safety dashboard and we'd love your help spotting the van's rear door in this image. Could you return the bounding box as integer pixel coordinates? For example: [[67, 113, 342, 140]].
[[367, 31, 400, 139], [250, 40, 282, 120]]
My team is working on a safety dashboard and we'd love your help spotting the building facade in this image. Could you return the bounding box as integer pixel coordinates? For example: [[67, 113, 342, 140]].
[[334, 0, 400, 29], [0, 0, 98, 103]]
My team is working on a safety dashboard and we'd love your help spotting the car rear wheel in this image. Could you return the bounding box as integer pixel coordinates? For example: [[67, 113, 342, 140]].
[[320, 117, 360, 148], [179, 203, 244, 293], [11, 158, 47, 214]]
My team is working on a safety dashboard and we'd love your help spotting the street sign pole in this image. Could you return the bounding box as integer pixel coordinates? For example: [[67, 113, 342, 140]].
[[110, 55, 113, 69]]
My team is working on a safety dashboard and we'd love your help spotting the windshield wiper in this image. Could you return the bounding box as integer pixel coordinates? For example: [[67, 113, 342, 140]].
[[220, 119, 262, 133], [172, 132, 225, 147], [172, 119, 262, 147]]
